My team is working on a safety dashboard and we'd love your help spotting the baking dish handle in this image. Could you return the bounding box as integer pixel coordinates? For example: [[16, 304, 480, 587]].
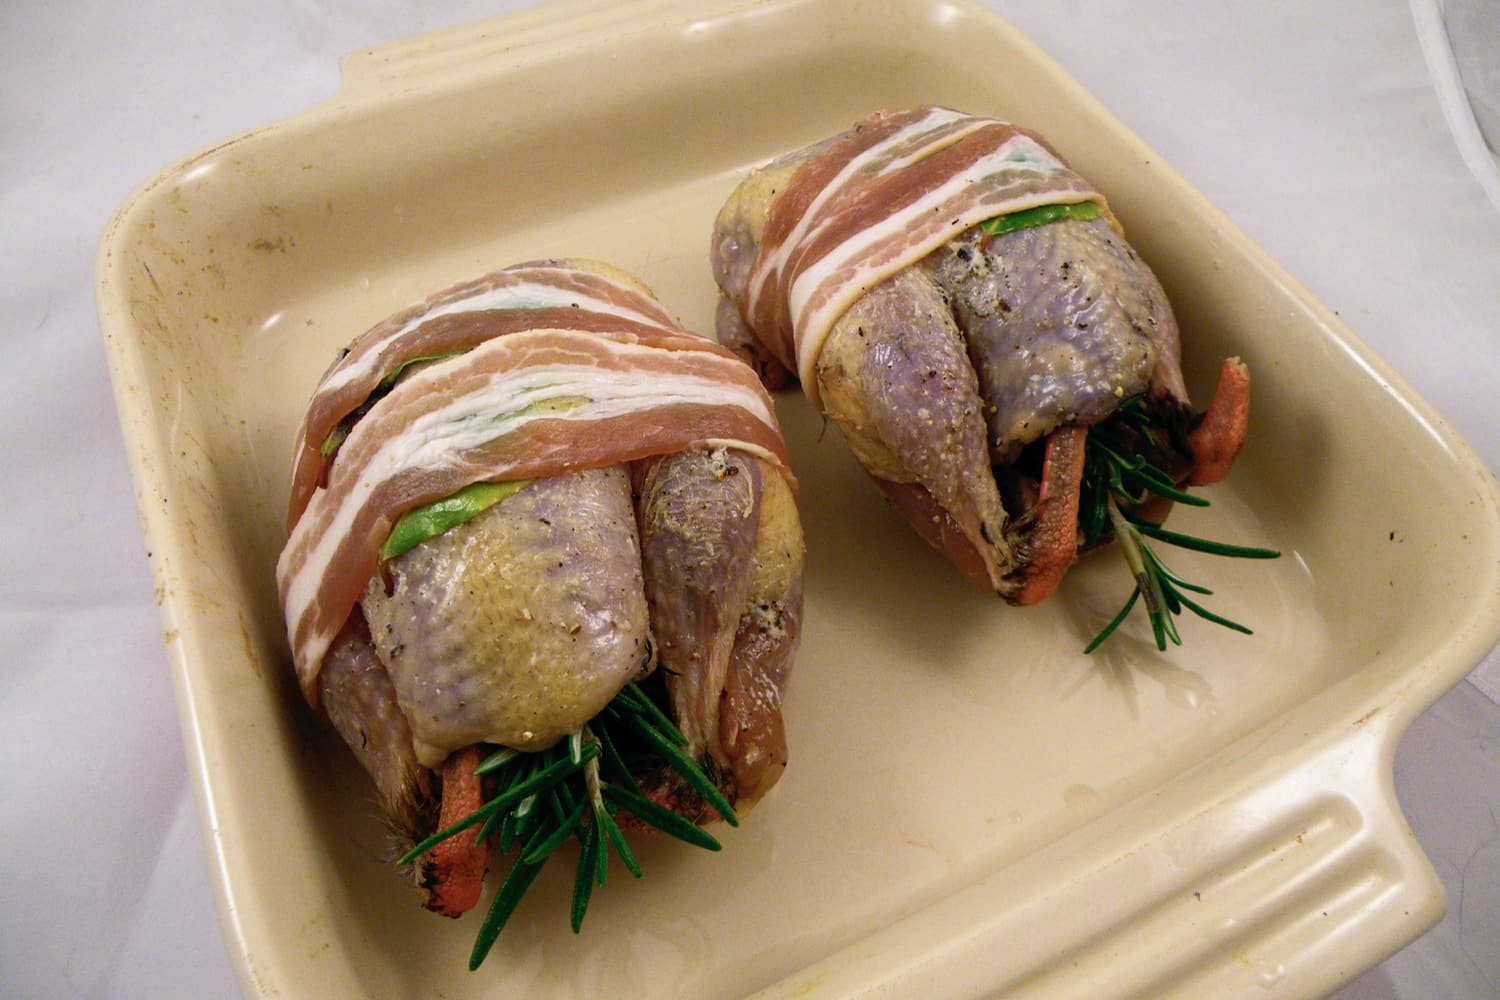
[[757, 714, 1445, 999], [999, 720, 1445, 997]]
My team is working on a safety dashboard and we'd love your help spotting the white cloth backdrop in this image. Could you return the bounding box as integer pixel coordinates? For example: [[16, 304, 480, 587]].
[[2, 0, 1496, 996]]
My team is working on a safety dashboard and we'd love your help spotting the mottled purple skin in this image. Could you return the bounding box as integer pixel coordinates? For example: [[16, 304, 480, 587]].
[[921, 218, 1179, 465], [717, 565, 802, 807], [815, 266, 1013, 585], [361, 466, 652, 766], [637, 448, 762, 758], [319, 611, 433, 840], [635, 446, 804, 813]]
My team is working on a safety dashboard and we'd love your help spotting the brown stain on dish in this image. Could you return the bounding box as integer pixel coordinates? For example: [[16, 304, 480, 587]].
[[250, 235, 294, 254]]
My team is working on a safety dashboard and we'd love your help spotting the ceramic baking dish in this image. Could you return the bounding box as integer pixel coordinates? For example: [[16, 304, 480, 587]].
[[95, 0, 1500, 996]]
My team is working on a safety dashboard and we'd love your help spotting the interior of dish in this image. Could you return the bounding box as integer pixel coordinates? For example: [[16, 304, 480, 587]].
[[97, 1, 1500, 995]]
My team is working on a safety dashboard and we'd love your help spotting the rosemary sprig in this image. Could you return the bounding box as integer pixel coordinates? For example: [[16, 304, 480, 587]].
[[1080, 398, 1279, 652], [399, 681, 736, 970]]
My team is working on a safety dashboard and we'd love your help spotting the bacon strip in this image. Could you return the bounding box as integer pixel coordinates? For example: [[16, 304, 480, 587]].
[[287, 263, 686, 530], [744, 106, 1109, 406], [278, 262, 795, 707]]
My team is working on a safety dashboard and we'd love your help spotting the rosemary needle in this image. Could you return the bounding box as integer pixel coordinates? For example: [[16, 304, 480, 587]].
[[1080, 398, 1279, 652], [402, 681, 736, 969]]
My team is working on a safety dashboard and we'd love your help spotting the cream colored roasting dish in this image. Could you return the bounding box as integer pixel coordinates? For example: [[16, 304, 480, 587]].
[[95, 0, 1500, 996]]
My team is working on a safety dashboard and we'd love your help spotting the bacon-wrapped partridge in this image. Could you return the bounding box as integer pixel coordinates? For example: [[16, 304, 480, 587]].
[[277, 260, 804, 957], [713, 107, 1266, 642]]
